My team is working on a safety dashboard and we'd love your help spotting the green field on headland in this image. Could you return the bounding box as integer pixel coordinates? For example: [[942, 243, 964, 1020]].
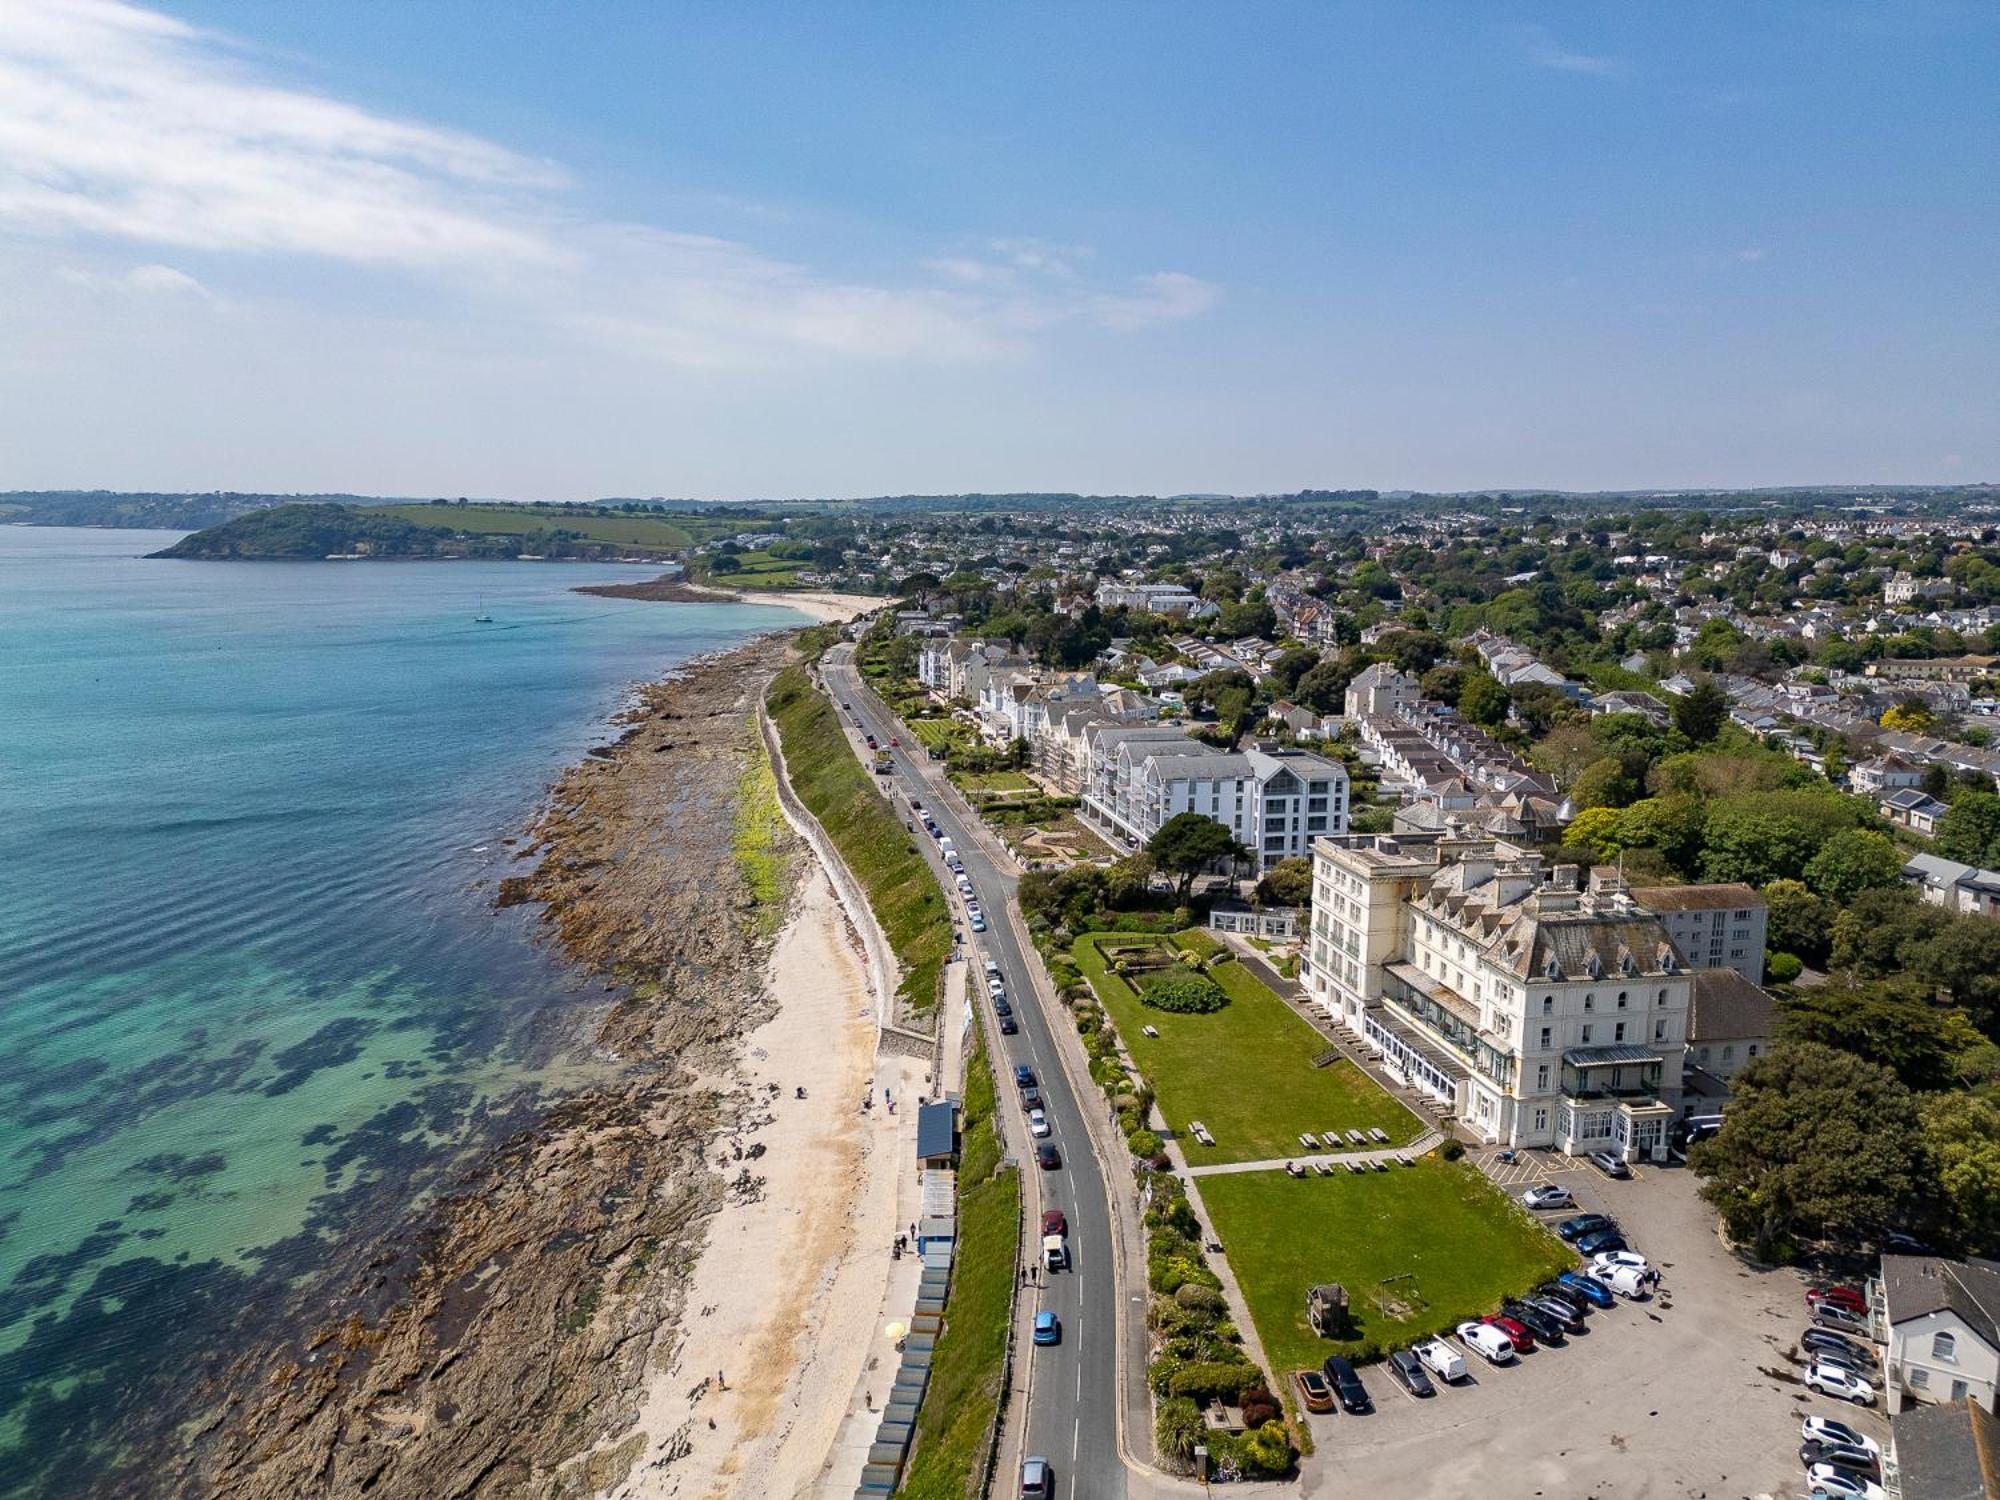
[[766, 665, 951, 1011]]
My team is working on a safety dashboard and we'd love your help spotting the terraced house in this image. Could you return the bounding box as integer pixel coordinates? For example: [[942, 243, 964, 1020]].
[[1303, 832, 1691, 1162]]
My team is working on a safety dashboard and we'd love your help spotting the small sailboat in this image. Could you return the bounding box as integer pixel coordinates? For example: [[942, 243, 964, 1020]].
[[473, 595, 494, 624]]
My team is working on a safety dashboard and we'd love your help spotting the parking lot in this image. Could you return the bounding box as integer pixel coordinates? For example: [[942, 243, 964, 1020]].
[[1296, 1159, 1890, 1500]]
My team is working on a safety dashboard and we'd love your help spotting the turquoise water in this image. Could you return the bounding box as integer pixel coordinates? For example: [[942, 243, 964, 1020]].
[[0, 528, 803, 1485]]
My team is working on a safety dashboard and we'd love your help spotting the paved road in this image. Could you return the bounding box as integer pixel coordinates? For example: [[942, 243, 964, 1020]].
[[822, 646, 1128, 1500]]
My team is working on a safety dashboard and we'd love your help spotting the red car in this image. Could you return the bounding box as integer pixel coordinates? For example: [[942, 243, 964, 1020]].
[[889, 737, 899, 748], [1484, 1314, 1535, 1352], [1042, 1209, 1067, 1236], [1808, 1285, 1868, 1316]]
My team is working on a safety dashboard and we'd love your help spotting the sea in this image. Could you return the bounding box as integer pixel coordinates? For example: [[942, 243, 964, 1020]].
[[0, 527, 806, 1490]]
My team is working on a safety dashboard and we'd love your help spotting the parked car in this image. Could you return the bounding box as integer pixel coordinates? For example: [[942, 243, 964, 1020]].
[[1032, 1310, 1061, 1345], [1807, 1345, 1871, 1379], [998, 1013, 1018, 1035], [1805, 1462, 1887, 1499], [1020, 1457, 1051, 1500], [1013, 1065, 1036, 1088], [1556, 1270, 1618, 1309], [1800, 1417, 1880, 1457], [1321, 1355, 1371, 1413], [1036, 1143, 1061, 1170], [1502, 1301, 1564, 1345], [1522, 1295, 1587, 1336], [1882, 1231, 1933, 1255], [1041, 1234, 1067, 1272], [1414, 1337, 1467, 1383], [1805, 1361, 1876, 1405], [993, 996, 1013, 1017], [1533, 1283, 1590, 1321], [1587, 1150, 1632, 1179], [1027, 1109, 1050, 1138], [1812, 1303, 1870, 1336], [1808, 1285, 1868, 1316], [1385, 1348, 1436, 1397], [1587, 1262, 1651, 1300], [1575, 1229, 1629, 1257], [1482, 1313, 1535, 1352], [1293, 1369, 1335, 1414], [1802, 1330, 1875, 1367], [1020, 1085, 1040, 1108], [1522, 1184, 1575, 1211], [1556, 1213, 1617, 1243], [1592, 1249, 1650, 1275], [1041, 1208, 1067, 1237], [1800, 1443, 1881, 1480], [969, 913, 987, 932], [1455, 1321, 1515, 1364], [985, 958, 1002, 979]]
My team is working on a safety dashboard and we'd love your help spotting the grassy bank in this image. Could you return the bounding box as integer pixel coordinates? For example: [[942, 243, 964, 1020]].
[[733, 738, 790, 938], [1072, 931, 1422, 1163], [899, 1032, 1021, 1499], [1198, 1161, 1575, 1373], [766, 665, 951, 1011]]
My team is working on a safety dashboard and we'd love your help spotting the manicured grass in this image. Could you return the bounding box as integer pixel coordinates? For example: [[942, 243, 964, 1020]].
[[1072, 932, 1422, 1164], [360, 502, 696, 548], [768, 667, 951, 1010], [732, 739, 790, 938], [952, 770, 1034, 794], [908, 718, 968, 750], [899, 1033, 1021, 1499], [1197, 1161, 1576, 1373], [715, 549, 808, 590]]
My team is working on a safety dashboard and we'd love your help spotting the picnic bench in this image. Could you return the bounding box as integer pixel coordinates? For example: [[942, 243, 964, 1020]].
[[1299, 1133, 1320, 1150], [1347, 1129, 1367, 1146], [1189, 1121, 1216, 1147], [1142, 1025, 1159, 1038], [1369, 1127, 1391, 1144]]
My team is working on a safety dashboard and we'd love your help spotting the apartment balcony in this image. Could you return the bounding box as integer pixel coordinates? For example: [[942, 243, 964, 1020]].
[[1560, 1045, 1665, 1101]]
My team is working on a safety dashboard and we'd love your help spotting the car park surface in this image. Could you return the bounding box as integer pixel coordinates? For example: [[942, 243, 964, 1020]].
[[1299, 1165, 1881, 1500]]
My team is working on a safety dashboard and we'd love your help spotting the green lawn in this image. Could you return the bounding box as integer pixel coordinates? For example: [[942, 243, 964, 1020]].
[[767, 668, 951, 1010], [953, 770, 1034, 794], [716, 548, 808, 590], [1197, 1161, 1576, 1374], [908, 718, 968, 750], [360, 502, 695, 548], [1072, 932, 1422, 1164], [898, 1033, 1020, 1499]]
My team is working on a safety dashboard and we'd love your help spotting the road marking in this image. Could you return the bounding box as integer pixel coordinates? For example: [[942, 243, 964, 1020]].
[[1071, 1416, 1079, 1459], [1076, 1365, 1082, 1398]]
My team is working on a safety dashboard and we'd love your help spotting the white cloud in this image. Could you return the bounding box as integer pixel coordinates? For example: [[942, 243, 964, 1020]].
[[1525, 29, 1627, 77], [0, 0, 1214, 367], [56, 260, 209, 296]]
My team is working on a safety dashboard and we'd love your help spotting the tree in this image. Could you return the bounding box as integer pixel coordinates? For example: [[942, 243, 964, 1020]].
[[706, 553, 742, 574], [1420, 664, 1465, 706], [1673, 680, 1731, 743], [1293, 659, 1351, 715], [1934, 791, 2000, 868], [1254, 856, 1311, 908], [1615, 794, 1706, 876], [1147, 813, 1245, 901], [1778, 980, 1979, 1092], [1561, 807, 1625, 861], [1570, 755, 1641, 812], [1761, 879, 1832, 967], [1268, 646, 1319, 697], [1921, 1094, 2000, 1255], [1880, 701, 1936, 732], [1691, 1041, 1926, 1261], [1699, 805, 1819, 886], [1803, 828, 1906, 904], [1904, 920, 2000, 1039], [1458, 671, 1511, 727]]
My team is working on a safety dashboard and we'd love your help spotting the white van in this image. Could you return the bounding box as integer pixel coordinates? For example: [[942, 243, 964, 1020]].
[[984, 959, 1002, 979], [1042, 1234, 1067, 1272], [1588, 1262, 1651, 1300], [1415, 1337, 1466, 1384]]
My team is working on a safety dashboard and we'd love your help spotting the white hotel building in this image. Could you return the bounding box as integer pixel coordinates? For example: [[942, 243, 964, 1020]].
[[1304, 831, 1690, 1162]]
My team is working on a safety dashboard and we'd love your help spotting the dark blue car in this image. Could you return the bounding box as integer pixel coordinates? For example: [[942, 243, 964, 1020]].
[[1575, 1229, 1628, 1257], [1557, 1269, 1618, 1309]]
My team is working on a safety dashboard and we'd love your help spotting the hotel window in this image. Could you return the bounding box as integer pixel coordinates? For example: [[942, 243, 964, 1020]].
[[1542, 995, 1554, 1015], [1910, 1368, 1930, 1390], [1654, 1020, 1667, 1042], [1583, 994, 1594, 1011], [1535, 1064, 1550, 1090], [1616, 992, 1627, 1009], [1533, 1108, 1549, 1131], [1614, 1023, 1626, 1042], [1539, 1027, 1552, 1049], [1932, 1331, 1957, 1363], [1581, 1025, 1594, 1043]]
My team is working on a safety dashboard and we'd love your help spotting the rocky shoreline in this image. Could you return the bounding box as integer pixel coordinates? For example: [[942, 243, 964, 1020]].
[[166, 635, 807, 1500]]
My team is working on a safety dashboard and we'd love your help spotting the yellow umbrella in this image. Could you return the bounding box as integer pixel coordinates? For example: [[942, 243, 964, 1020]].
[[884, 1320, 909, 1340]]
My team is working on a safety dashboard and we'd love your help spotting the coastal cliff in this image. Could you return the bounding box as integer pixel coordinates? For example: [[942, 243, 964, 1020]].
[[169, 636, 805, 1499]]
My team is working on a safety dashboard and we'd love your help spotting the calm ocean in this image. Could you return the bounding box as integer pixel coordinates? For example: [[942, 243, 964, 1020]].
[[0, 528, 804, 1484]]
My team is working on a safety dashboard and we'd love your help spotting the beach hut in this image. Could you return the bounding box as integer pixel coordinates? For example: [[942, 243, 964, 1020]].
[[916, 1101, 958, 1168]]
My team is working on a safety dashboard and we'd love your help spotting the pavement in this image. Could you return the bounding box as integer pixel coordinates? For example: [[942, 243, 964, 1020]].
[[821, 647, 1134, 1500]]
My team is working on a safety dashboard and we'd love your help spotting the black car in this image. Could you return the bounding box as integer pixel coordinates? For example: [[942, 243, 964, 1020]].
[[1321, 1355, 1371, 1413], [993, 996, 1013, 1017], [1800, 1442, 1880, 1480], [1555, 1213, 1616, 1243], [1503, 1301, 1565, 1345], [998, 1014, 1019, 1035], [1384, 1348, 1435, 1398], [1523, 1294, 1588, 1335], [1036, 1143, 1061, 1170]]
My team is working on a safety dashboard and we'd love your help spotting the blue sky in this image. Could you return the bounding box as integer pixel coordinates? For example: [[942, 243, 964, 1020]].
[[0, 1, 1993, 499]]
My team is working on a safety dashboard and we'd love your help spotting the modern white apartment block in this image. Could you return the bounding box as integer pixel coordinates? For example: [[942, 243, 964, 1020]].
[[1081, 727, 1348, 872], [1092, 580, 1204, 615], [1304, 831, 1690, 1162]]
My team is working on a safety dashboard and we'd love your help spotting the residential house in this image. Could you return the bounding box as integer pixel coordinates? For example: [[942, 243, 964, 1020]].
[[1344, 662, 1420, 720], [1629, 884, 1769, 984], [1886, 571, 1956, 605], [1853, 755, 1928, 795], [1888, 1397, 2000, 1498], [1303, 843, 1690, 1161], [1094, 580, 1206, 615], [1904, 854, 2000, 919], [1882, 788, 1951, 836], [1591, 690, 1672, 729], [1869, 1255, 2000, 1415]]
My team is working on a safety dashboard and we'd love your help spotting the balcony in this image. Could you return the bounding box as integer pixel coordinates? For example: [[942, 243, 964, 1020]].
[[1560, 1044, 1665, 1101]]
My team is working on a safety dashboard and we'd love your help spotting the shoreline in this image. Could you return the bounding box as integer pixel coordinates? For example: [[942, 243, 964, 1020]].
[[574, 574, 882, 625], [168, 634, 862, 1499]]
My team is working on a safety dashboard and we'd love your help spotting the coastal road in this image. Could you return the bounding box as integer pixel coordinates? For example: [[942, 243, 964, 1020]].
[[821, 645, 1130, 1500]]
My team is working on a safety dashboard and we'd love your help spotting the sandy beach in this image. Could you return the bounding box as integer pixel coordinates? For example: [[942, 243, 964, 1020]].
[[573, 575, 882, 625]]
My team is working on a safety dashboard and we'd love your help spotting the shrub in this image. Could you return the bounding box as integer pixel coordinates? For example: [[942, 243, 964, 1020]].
[[1239, 1420, 1297, 1477], [1129, 1129, 1163, 1159], [1166, 1360, 1261, 1404], [1438, 1138, 1466, 1162], [1239, 1387, 1280, 1429], [1174, 1283, 1226, 1314], [1155, 1397, 1204, 1466], [1767, 950, 1804, 983], [1141, 970, 1229, 1014]]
